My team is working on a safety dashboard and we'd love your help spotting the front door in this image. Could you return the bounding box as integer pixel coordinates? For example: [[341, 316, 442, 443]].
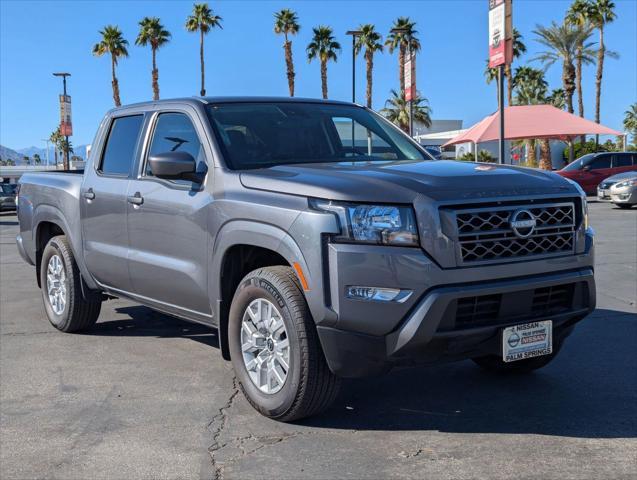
[[81, 114, 145, 292], [126, 111, 212, 317]]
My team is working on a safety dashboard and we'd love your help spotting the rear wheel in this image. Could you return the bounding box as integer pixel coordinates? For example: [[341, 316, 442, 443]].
[[40, 235, 102, 332], [228, 266, 340, 421]]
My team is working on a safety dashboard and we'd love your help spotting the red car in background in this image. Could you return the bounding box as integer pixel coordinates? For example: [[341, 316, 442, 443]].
[[557, 152, 637, 194]]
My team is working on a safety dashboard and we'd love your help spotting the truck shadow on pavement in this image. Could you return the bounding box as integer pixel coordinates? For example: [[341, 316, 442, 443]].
[[90, 305, 635, 439], [89, 305, 219, 349], [307, 308, 637, 439]]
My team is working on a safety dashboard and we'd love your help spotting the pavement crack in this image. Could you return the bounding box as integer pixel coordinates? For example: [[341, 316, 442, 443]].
[[206, 376, 240, 480]]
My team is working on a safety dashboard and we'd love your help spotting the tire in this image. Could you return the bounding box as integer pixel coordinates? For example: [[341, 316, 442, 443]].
[[615, 204, 633, 209], [40, 235, 102, 332], [228, 266, 340, 421], [472, 342, 562, 374]]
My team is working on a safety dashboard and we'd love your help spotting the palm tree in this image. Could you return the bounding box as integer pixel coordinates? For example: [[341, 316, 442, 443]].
[[354, 24, 383, 108], [60, 139, 73, 166], [306, 26, 341, 99], [587, 0, 617, 126], [136, 17, 171, 101], [505, 28, 527, 106], [512, 66, 548, 167], [533, 21, 595, 115], [49, 128, 63, 167], [484, 60, 500, 107], [33, 153, 41, 165], [566, 0, 594, 120], [546, 88, 567, 110], [385, 17, 421, 95], [381, 89, 432, 134], [92, 25, 129, 107], [185, 3, 222, 97], [274, 9, 300, 97], [624, 103, 637, 143]]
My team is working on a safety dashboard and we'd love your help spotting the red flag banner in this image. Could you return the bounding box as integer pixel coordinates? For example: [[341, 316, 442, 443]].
[[59, 94, 73, 136], [404, 54, 416, 102], [488, 0, 506, 68]]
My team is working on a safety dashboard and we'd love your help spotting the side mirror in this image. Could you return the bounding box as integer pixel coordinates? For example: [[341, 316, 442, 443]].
[[148, 151, 202, 182], [582, 165, 591, 171]]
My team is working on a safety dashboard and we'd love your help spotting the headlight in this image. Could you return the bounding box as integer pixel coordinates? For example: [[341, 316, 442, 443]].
[[311, 200, 419, 246], [615, 179, 636, 188]]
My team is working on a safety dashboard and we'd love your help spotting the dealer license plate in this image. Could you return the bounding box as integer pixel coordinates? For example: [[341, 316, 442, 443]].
[[502, 321, 552, 363]]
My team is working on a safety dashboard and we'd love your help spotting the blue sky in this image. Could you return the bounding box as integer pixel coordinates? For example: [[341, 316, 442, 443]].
[[1, 0, 635, 149]]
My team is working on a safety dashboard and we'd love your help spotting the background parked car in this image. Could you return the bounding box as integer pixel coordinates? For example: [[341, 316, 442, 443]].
[[0, 184, 17, 211], [597, 171, 637, 200], [609, 175, 637, 209], [557, 152, 637, 195]]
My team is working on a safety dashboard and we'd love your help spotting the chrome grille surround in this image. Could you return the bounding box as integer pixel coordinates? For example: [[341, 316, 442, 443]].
[[445, 202, 576, 265]]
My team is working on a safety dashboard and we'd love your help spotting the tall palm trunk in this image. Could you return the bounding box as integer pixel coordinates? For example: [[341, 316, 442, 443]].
[[505, 64, 513, 106], [284, 33, 295, 97], [539, 139, 552, 170], [152, 47, 159, 101], [398, 45, 405, 95], [53, 148, 58, 166], [199, 29, 206, 96], [111, 55, 121, 107], [595, 27, 604, 124], [320, 60, 328, 99], [365, 50, 373, 108], [575, 43, 585, 143], [526, 139, 536, 167], [562, 61, 575, 114]]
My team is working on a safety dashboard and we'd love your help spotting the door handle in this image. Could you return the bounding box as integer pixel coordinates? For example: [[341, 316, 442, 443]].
[[83, 189, 95, 200], [127, 192, 144, 206]]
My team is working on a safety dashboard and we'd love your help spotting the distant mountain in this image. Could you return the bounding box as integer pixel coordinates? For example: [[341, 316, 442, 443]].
[[1, 144, 89, 166], [0, 145, 25, 163]]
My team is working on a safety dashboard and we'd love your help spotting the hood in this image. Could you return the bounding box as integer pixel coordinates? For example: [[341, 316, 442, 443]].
[[240, 160, 577, 203]]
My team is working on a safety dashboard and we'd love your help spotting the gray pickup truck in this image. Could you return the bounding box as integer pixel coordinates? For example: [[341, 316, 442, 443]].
[[16, 97, 595, 421]]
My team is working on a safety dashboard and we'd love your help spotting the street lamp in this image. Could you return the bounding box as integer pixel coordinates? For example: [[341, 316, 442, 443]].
[[345, 30, 363, 153], [390, 27, 414, 137], [53, 72, 71, 169]]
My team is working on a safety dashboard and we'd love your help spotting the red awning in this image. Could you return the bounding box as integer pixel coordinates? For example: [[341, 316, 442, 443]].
[[443, 105, 622, 146]]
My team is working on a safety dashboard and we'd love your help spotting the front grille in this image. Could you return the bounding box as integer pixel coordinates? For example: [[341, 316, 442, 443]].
[[454, 282, 577, 329], [449, 202, 576, 265], [456, 294, 501, 327], [531, 284, 574, 316]]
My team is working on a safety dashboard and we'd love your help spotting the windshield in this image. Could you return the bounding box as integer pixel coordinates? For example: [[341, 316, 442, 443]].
[[206, 102, 430, 170], [562, 153, 595, 171]]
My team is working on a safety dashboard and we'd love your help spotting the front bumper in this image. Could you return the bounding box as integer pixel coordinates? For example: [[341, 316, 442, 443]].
[[319, 267, 595, 377], [610, 187, 637, 205], [316, 228, 595, 378]]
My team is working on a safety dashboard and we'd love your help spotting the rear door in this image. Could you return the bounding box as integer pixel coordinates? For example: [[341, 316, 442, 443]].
[[81, 114, 144, 292], [611, 153, 637, 175], [126, 109, 212, 318]]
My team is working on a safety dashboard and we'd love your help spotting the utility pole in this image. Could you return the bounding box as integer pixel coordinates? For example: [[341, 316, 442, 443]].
[[498, 64, 505, 165], [41, 138, 51, 166], [346, 30, 362, 152], [53, 72, 71, 170]]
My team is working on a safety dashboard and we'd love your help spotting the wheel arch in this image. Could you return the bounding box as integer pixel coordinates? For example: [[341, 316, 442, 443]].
[[211, 221, 313, 361]]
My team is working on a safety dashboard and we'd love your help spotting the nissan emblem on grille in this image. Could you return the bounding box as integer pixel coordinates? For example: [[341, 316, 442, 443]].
[[510, 209, 537, 238]]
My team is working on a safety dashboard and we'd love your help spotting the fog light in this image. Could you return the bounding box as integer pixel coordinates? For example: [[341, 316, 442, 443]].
[[346, 286, 412, 303]]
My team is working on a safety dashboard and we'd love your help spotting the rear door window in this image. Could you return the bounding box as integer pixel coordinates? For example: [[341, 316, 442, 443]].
[[99, 115, 144, 175], [613, 154, 633, 168], [588, 155, 611, 170]]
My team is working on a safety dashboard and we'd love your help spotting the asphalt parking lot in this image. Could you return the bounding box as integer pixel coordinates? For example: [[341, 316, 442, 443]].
[[1, 200, 636, 480]]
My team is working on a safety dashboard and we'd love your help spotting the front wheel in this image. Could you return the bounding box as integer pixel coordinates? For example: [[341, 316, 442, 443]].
[[615, 203, 633, 209], [228, 266, 340, 421]]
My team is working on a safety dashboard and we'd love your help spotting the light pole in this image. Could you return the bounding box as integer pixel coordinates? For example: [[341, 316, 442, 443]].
[[53, 72, 71, 169], [390, 27, 414, 137], [345, 30, 362, 153], [41, 138, 51, 166]]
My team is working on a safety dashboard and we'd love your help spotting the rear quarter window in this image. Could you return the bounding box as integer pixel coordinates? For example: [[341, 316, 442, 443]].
[[99, 115, 144, 175]]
